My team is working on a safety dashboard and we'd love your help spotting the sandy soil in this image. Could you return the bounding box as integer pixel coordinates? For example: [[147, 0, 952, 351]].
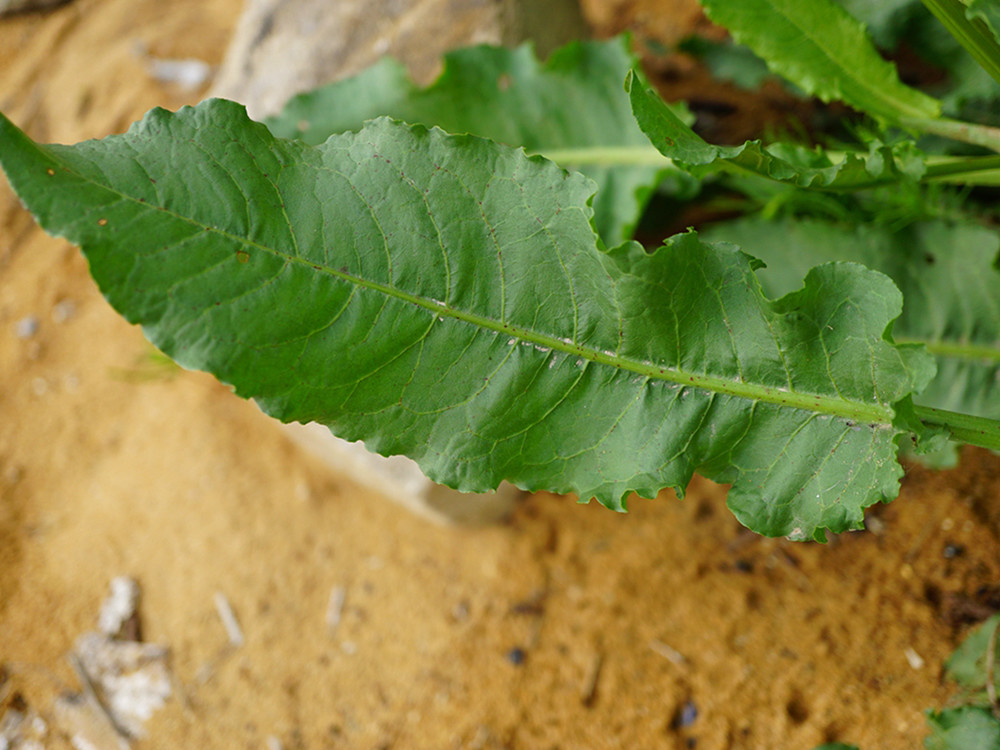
[[1, 1, 1000, 748]]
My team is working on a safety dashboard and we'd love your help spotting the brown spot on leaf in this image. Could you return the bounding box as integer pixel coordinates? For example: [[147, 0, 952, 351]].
[[236, 250, 250, 263], [97, 218, 108, 226], [46, 168, 55, 176]]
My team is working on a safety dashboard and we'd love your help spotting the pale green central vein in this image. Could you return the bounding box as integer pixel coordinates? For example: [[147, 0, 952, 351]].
[[293, 259, 893, 425], [533, 145, 674, 168]]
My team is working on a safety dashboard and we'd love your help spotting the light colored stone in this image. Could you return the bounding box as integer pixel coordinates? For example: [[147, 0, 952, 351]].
[[215, 0, 589, 523], [212, 0, 590, 119], [282, 423, 522, 525]]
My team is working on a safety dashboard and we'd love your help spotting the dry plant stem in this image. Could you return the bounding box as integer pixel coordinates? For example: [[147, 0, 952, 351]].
[[67, 653, 131, 741], [213, 592, 244, 647]]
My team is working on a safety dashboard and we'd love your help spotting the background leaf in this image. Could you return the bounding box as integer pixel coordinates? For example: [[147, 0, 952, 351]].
[[944, 613, 1000, 688], [925, 706, 1000, 750], [0, 101, 936, 539], [700, 217, 1000, 423], [627, 73, 932, 189], [677, 37, 776, 91], [922, 0, 1000, 88], [697, 0, 941, 122], [263, 38, 686, 247], [966, 0, 1000, 44]]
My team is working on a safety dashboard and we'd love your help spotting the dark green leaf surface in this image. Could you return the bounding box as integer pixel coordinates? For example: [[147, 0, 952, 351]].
[[925, 707, 1000, 750], [966, 0, 1000, 44], [0, 102, 936, 539], [833, 0, 919, 48], [922, 0, 1000, 87], [627, 73, 929, 188], [678, 37, 775, 91], [701, 218, 1000, 422], [698, 0, 941, 122], [944, 613, 1000, 688], [264, 38, 681, 247]]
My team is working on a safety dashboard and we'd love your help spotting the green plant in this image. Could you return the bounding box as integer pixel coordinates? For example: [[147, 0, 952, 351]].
[[813, 615, 1000, 749], [1, 0, 1000, 542]]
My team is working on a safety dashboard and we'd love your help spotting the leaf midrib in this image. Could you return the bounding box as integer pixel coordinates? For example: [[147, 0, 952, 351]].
[[41, 139, 895, 428]]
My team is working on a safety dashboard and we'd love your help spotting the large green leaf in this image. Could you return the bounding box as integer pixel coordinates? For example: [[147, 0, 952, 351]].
[[701, 217, 1000, 422], [263, 38, 685, 247], [698, 0, 941, 123], [0, 101, 936, 540]]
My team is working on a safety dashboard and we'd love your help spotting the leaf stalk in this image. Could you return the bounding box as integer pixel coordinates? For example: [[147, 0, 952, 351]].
[[920, 0, 1000, 88], [900, 115, 1000, 153], [915, 405, 1000, 451]]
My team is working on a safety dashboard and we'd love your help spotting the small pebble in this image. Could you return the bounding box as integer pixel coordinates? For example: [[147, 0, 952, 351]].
[[505, 647, 526, 666], [146, 58, 213, 90], [672, 700, 698, 729], [904, 647, 925, 670], [943, 543, 965, 559], [51, 300, 76, 323], [15, 316, 39, 339]]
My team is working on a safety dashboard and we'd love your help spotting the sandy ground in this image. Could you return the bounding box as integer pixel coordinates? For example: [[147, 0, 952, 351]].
[[2, 1, 1000, 748]]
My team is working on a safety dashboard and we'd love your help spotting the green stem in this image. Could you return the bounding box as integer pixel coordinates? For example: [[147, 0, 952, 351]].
[[539, 145, 1000, 187], [534, 145, 674, 168], [922, 154, 1000, 185], [915, 405, 1000, 451], [921, 0, 1000, 88], [899, 115, 1000, 153], [896, 337, 1000, 362]]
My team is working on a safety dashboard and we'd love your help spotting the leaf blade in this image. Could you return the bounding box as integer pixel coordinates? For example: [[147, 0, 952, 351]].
[[701, 217, 1000, 423], [263, 38, 685, 247], [698, 0, 941, 122], [0, 102, 936, 539], [922, 0, 1000, 87]]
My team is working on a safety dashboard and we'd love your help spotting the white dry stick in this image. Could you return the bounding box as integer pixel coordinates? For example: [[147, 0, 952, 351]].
[[903, 647, 925, 670], [213, 592, 244, 647], [67, 653, 132, 744], [326, 586, 346, 636], [649, 639, 687, 666]]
